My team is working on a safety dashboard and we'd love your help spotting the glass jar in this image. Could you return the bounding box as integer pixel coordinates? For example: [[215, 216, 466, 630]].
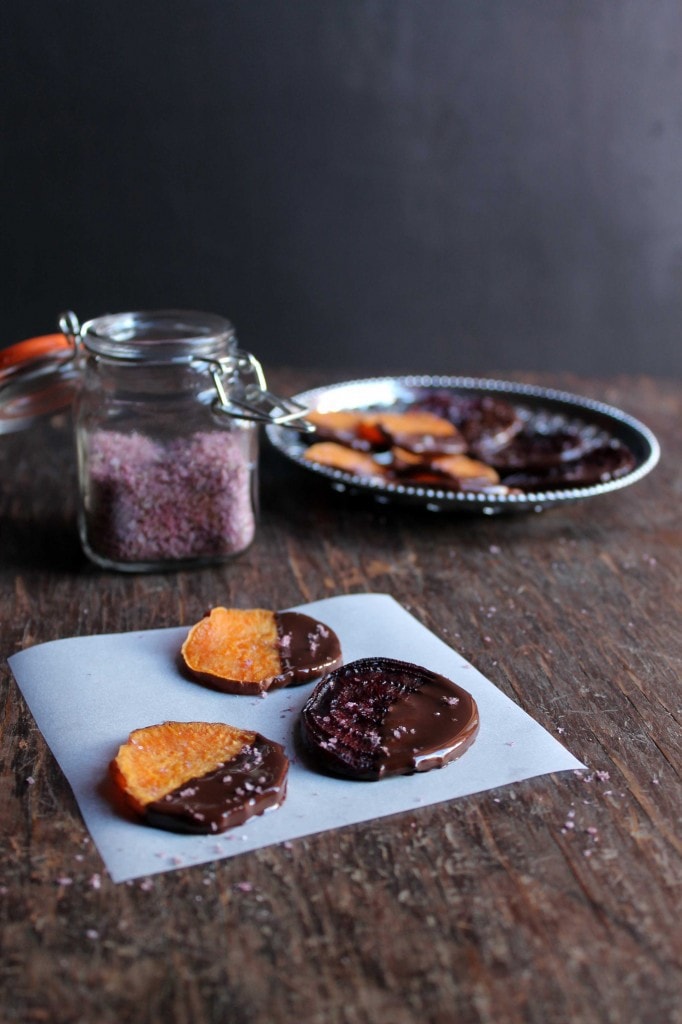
[[0, 309, 309, 572]]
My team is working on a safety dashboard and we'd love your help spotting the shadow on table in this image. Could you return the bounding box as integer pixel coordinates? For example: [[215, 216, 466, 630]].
[[0, 513, 86, 573]]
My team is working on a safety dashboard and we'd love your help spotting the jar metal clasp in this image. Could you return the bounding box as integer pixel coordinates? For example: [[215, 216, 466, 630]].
[[58, 310, 83, 351], [194, 352, 313, 432]]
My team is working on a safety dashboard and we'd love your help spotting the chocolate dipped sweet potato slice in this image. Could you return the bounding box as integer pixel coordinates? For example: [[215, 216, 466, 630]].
[[306, 410, 371, 449], [181, 607, 343, 694], [389, 449, 508, 492], [302, 441, 386, 479], [367, 410, 466, 455], [299, 657, 479, 780], [110, 720, 288, 834], [306, 408, 465, 456], [414, 392, 523, 457]]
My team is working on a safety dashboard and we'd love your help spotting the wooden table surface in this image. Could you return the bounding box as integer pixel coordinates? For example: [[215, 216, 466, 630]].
[[1, 370, 680, 1024]]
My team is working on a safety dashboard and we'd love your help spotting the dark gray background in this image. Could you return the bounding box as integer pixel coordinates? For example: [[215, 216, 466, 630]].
[[3, 1, 681, 377]]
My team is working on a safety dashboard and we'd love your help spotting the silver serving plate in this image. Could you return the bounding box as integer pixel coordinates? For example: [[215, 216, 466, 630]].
[[265, 376, 661, 513]]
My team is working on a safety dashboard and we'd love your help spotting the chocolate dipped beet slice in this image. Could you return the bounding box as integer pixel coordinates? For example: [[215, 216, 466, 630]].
[[299, 657, 479, 780], [501, 439, 636, 490]]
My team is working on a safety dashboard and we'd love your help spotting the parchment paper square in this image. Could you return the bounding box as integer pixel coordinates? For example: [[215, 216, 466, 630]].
[[8, 593, 584, 882]]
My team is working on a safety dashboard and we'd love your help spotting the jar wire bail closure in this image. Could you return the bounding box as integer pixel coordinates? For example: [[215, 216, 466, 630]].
[[192, 351, 313, 431], [58, 309, 83, 353]]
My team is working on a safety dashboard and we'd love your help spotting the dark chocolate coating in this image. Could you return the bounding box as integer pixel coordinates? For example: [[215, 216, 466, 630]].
[[276, 611, 343, 686], [485, 427, 600, 471], [378, 427, 466, 457], [145, 734, 288, 834], [501, 440, 636, 490], [299, 657, 479, 780]]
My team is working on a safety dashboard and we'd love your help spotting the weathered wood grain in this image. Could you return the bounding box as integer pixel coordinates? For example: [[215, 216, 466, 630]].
[[1, 371, 680, 1024]]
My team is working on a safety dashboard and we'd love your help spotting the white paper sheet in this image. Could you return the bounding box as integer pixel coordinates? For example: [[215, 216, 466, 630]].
[[8, 593, 585, 882]]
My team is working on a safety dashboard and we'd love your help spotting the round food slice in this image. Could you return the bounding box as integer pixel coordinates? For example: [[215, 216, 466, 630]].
[[305, 409, 372, 449], [501, 439, 636, 490], [303, 441, 386, 479], [367, 410, 466, 455], [299, 657, 479, 780], [390, 448, 502, 491], [110, 721, 289, 834], [181, 607, 343, 694]]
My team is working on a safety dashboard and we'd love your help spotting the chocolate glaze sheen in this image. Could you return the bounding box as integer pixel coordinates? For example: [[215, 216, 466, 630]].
[[501, 439, 636, 490], [299, 657, 480, 780], [276, 611, 343, 685], [145, 734, 288, 834]]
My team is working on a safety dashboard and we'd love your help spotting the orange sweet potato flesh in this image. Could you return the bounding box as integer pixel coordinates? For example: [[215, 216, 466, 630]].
[[303, 441, 385, 479], [181, 607, 283, 693], [306, 409, 459, 449], [430, 453, 500, 483], [389, 448, 502, 489], [110, 720, 256, 813], [371, 410, 460, 439], [306, 409, 367, 437]]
